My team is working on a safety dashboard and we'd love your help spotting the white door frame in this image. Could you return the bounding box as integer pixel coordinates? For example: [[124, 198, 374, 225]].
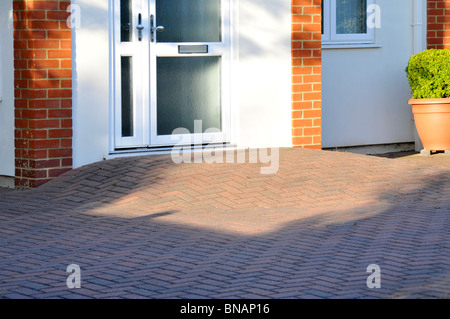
[[112, 0, 148, 149], [111, 0, 234, 151], [149, 0, 232, 147]]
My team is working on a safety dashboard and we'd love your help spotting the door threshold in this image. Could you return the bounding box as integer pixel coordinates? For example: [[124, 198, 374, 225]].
[[110, 143, 237, 157]]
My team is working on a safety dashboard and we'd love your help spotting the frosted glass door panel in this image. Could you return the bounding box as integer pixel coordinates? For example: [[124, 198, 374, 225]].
[[120, 0, 132, 42], [121, 56, 134, 137], [157, 57, 222, 135], [156, 0, 221, 43]]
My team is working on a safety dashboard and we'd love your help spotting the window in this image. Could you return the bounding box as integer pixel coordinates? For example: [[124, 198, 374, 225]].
[[322, 0, 375, 45]]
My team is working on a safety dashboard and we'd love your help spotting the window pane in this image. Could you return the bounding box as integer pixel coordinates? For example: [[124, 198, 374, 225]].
[[120, 0, 132, 42], [121, 56, 133, 137], [156, 0, 221, 43], [321, 3, 324, 35], [336, 0, 367, 34], [157, 57, 222, 136]]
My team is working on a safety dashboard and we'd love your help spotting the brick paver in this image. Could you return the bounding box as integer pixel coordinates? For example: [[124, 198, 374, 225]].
[[0, 148, 449, 299]]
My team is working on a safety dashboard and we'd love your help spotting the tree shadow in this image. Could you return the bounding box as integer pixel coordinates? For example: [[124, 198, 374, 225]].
[[238, 0, 292, 59]]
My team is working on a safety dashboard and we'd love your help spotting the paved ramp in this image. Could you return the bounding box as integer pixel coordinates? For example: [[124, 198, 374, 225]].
[[0, 148, 449, 298]]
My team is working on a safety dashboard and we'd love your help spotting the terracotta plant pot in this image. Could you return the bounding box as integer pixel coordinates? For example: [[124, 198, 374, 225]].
[[408, 98, 450, 151]]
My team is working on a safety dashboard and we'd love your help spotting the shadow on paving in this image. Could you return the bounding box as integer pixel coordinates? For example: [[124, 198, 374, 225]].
[[0, 149, 449, 299]]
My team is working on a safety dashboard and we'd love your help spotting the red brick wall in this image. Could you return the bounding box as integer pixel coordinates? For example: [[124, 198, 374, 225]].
[[13, 0, 72, 188], [12, 0, 449, 187], [291, 0, 322, 149], [427, 0, 450, 49]]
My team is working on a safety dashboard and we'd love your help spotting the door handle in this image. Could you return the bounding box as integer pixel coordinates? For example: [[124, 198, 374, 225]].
[[150, 15, 164, 42], [136, 13, 144, 41], [152, 26, 165, 33]]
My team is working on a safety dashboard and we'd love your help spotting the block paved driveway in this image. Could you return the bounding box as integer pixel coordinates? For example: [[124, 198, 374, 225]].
[[0, 148, 449, 299]]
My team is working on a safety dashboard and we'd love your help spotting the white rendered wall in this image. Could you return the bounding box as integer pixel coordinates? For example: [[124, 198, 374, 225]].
[[322, 0, 416, 148], [72, 0, 293, 169], [72, 0, 111, 168], [237, 0, 292, 148], [0, 0, 15, 178]]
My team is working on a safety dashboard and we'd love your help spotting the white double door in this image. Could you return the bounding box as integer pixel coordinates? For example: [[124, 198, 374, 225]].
[[113, 0, 231, 149]]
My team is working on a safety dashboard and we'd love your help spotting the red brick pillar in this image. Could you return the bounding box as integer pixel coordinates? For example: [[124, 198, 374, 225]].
[[291, 0, 322, 149], [427, 0, 450, 49], [13, 0, 72, 188]]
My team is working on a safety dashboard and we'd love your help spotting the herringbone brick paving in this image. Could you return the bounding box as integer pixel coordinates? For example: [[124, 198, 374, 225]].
[[0, 148, 449, 299]]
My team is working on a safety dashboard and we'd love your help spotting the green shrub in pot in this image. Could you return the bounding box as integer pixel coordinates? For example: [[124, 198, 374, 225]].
[[406, 49, 450, 153], [406, 49, 450, 99]]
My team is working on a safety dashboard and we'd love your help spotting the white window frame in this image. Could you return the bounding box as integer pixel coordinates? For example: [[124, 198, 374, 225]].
[[322, 0, 375, 46]]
